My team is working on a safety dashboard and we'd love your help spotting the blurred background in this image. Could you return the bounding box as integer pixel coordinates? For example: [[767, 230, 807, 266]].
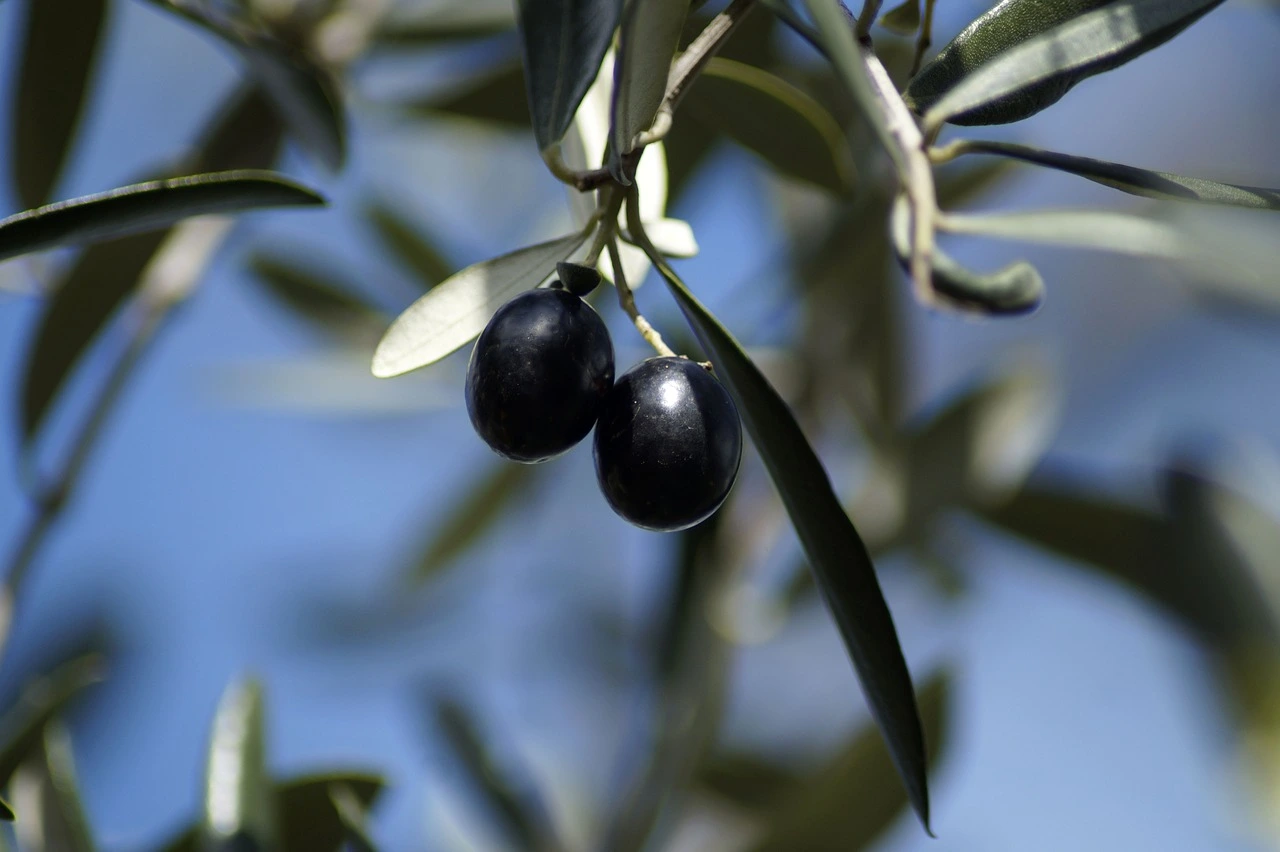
[[1, 0, 1279, 849]]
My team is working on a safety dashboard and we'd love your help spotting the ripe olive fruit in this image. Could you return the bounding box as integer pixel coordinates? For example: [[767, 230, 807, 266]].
[[465, 288, 614, 463], [593, 357, 742, 532]]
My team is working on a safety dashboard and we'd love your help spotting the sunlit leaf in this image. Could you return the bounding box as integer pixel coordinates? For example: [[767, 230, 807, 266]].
[[610, 0, 687, 163], [747, 671, 950, 852], [278, 774, 385, 852], [940, 140, 1280, 210], [517, 0, 622, 151], [683, 57, 855, 194], [0, 656, 104, 789], [147, 0, 346, 169], [248, 252, 385, 339], [636, 229, 931, 832], [11, 0, 109, 209], [9, 724, 96, 852], [0, 171, 323, 264], [429, 696, 558, 851], [19, 89, 285, 449], [406, 461, 538, 587], [912, 0, 1227, 129], [372, 231, 588, 377], [364, 198, 454, 290], [202, 678, 277, 851]]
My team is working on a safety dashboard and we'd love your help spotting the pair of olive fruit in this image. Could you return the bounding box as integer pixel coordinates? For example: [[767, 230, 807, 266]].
[[464, 263, 742, 532]]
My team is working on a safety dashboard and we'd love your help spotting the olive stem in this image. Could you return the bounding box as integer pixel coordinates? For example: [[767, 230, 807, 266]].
[[855, 0, 882, 43], [607, 238, 675, 358], [662, 0, 758, 115], [909, 0, 937, 78], [584, 186, 627, 266]]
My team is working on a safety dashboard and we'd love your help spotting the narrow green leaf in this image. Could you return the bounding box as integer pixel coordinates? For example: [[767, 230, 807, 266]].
[[639, 239, 931, 832], [611, 0, 687, 160], [0, 656, 104, 789], [363, 199, 454, 290], [329, 784, 379, 852], [371, 230, 588, 377], [375, 11, 513, 46], [19, 88, 285, 448], [747, 671, 950, 852], [942, 140, 1280, 210], [148, 0, 345, 168], [278, 773, 384, 852], [201, 678, 277, 851], [248, 252, 385, 338], [940, 207, 1191, 259], [696, 753, 799, 811], [683, 57, 855, 194], [915, 0, 1226, 129], [14, 724, 97, 852], [0, 171, 323, 264], [10, 0, 109, 208], [430, 696, 557, 851], [517, 0, 622, 151], [890, 196, 1042, 315], [879, 0, 920, 35], [406, 462, 538, 587], [0, 797, 12, 821]]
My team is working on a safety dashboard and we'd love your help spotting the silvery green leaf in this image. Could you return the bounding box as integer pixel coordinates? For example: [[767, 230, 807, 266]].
[[939, 207, 1190, 258], [920, 0, 1226, 130], [940, 140, 1280, 210], [202, 678, 277, 851], [372, 232, 588, 377], [610, 0, 687, 162]]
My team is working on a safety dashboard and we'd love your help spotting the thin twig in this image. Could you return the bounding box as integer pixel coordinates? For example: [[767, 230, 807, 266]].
[[608, 237, 675, 358], [856, 0, 882, 43], [910, 0, 936, 77], [662, 0, 758, 116]]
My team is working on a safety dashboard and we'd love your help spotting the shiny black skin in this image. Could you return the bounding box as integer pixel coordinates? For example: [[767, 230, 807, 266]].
[[594, 357, 742, 531], [466, 288, 614, 463]]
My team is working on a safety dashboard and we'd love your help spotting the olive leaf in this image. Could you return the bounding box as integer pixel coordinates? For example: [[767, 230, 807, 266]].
[[10, 0, 109, 209], [879, 0, 920, 35], [939, 207, 1194, 258], [10, 724, 96, 852], [19, 88, 285, 449], [145, 0, 346, 169], [201, 678, 277, 851], [374, 5, 514, 45], [516, 0, 622, 152], [363, 199, 454, 290], [0, 171, 323, 264], [0, 796, 12, 821], [610, 0, 687, 165], [372, 231, 589, 378], [914, 0, 1227, 129], [329, 784, 379, 852], [248, 252, 386, 339], [412, 60, 531, 127], [940, 140, 1280, 210], [683, 57, 855, 194], [0, 655, 104, 790], [890, 196, 1043, 315], [634, 229, 931, 833]]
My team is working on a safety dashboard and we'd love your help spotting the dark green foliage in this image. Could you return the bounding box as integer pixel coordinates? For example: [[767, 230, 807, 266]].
[[10, 0, 109, 209]]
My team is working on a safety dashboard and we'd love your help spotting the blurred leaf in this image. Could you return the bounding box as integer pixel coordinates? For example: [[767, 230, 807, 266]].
[[891, 195, 1043, 315], [912, 0, 1226, 129], [19, 88, 284, 449], [683, 57, 855, 194], [695, 752, 799, 811], [10, 0, 109, 209], [0, 797, 10, 822], [248, 252, 385, 339], [375, 14, 512, 45], [328, 784, 379, 852], [147, 0, 346, 169], [879, 0, 919, 35], [429, 696, 557, 852], [9, 724, 96, 852], [640, 234, 931, 832], [363, 199, 454, 290], [516, 0, 622, 151], [610, 0, 686, 162], [940, 207, 1193, 259], [746, 670, 950, 852], [278, 774, 384, 852], [414, 61, 531, 127], [201, 678, 277, 851], [941, 139, 1280, 210], [0, 656, 104, 789], [371, 230, 588, 377], [406, 461, 538, 587], [0, 171, 323, 264]]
